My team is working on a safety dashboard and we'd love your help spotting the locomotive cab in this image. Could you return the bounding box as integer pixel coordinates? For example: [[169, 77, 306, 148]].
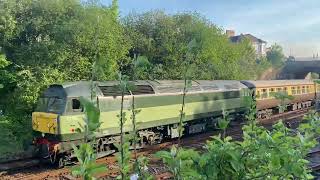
[[32, 82, 98, 165], [32, 85, 67, 134], [32, 84, 69, 166]]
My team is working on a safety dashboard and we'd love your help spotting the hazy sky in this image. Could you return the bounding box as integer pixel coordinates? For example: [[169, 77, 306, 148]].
[[103, 0, 320, 57]]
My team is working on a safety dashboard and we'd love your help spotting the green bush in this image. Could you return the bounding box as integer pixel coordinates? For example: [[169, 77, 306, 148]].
[[157, 112, 319, 179]]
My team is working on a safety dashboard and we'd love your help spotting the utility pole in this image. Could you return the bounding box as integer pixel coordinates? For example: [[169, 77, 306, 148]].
[[289, 48, 292, 57]]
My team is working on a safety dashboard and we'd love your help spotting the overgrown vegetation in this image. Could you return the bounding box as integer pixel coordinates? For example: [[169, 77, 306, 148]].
[[71, 98, 107, 179], [0, 53, 8, 89], [115, 73, 133, 180], [156, 100, 319, 180], [123, 11, 262, 80], [271, 91, 294, 113], [177, 39, 198, 146], [154, 40, 198, 180], [266, 44, 286, 68], [1, 1, 310, 179], [0, 0, 276, 157], [129, 55, 155, 179]]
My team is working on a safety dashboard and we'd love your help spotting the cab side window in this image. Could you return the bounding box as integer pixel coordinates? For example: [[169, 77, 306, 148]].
[[72, 99, 82, 112]]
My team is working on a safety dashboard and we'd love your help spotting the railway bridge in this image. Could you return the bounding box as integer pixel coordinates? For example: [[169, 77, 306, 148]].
[[273, 58, 320, 79]]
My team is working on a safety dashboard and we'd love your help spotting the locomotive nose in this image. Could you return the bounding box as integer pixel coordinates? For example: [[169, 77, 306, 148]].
[[32, 112, 59, 134]]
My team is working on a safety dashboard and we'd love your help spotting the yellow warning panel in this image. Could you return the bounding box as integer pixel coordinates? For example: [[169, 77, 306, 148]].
[[32, 112, 58, 134]]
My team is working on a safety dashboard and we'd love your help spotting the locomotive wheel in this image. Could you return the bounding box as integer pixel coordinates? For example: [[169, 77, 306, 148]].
[[52, 154, 65, 168], [38, 144, 49, 158], [57, 156, 65, 168]]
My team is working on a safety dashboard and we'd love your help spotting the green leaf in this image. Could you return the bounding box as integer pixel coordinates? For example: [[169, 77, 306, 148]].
[[80, 97, 101, 133], [71, 166, 82, 177], [87, 163, 107, 175], [270, 155, 280, 168]]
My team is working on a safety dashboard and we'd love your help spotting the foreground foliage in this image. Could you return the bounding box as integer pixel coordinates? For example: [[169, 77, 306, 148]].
[[71, 143, 106, 180], [115, 73, 133, 180], [0, 0, 275, 157], [271, 91, 294, 113], [0, 0, 127, 157], [71, 97, 106, 179], [156, 111, 319, 180]]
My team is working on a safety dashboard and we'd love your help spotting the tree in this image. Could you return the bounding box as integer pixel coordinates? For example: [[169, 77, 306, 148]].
[[271, 91, 294, 113], [123, 11, 259, 80], [0, 53, 10, 89], [71, 97, 106, 179], [0, 0, 130, 159], [266, 44, 285, 67]]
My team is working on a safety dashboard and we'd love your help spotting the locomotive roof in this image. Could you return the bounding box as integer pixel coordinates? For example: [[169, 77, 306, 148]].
[[241, 80, 314, 88], [148, 80, 247, 94], [55, 80, 248, 97]]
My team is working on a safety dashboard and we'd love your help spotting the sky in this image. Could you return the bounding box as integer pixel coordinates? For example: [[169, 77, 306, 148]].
[[103, 0, 320, 57]]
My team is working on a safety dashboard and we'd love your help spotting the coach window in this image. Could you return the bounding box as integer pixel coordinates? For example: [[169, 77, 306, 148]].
[[72, 99, 82, 112], [317, 84, 320, 92], [291, 87, 296, 95], [306, 86, 310, 93], [276, 87, 282, 92], [256, 90, 261, 99], [283, 87, 287, 93], [270, 88, 275, 93], [269, 88, 275, 97], [302, 86, 306, 94], [261, 89, 268, 99], [297, 86, 301, 94]]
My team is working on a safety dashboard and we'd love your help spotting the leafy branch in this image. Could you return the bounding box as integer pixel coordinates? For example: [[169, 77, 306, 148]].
[[270, 91, 294, 113], [71, 97, 106, 179]]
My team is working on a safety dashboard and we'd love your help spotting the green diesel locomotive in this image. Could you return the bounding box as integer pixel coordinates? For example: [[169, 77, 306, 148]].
[[32, 80, 251, 166]]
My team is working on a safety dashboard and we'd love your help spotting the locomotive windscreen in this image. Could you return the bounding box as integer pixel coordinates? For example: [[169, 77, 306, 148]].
[[36, 85, 67, 114]]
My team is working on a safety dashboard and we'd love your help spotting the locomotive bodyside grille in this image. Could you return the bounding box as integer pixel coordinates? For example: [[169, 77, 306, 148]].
[[99, 85, 155, 96]]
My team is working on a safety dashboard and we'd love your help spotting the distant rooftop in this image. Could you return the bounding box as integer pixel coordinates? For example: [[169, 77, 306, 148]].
[[230, 34, 266, 44]]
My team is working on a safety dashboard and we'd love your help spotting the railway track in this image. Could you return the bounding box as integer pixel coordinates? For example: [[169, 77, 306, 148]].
[[307, 147, 320, 173], [258, 108, 310, 124], [0, 109, 313, 179], [0, 128, 243, 180]]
